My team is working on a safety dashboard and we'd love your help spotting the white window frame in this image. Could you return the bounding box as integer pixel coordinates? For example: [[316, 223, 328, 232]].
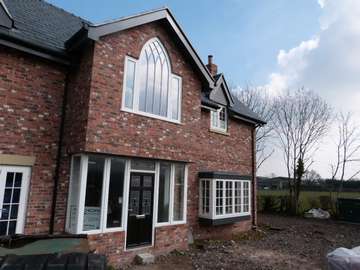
[[199, 178, 251, 220], [210, 106, 228, 133], [66, 155, 188, 235], [121, 38, 183, 124], [155, 163, 187, 227]]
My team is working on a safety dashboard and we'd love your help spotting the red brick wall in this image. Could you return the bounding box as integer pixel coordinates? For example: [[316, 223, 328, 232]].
[[87, 225, 188, 266], [0, 46, 66, 234], [0, 20, 256, 267], [55, 21, 256, 266]]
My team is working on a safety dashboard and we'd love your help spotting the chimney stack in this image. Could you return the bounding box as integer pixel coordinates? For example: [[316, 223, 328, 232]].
[[206, 55, 218, 76]]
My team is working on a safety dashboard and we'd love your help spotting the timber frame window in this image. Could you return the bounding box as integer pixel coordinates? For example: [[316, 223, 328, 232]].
[[122, 38, 182, 123], [199, 178, 251, 222], [210, 106, 227, 132], [66, 155, 188, 234]]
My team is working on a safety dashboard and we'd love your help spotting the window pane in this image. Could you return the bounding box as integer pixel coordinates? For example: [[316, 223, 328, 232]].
[[201, 180, 210, 214], [160, 64, 169, 117], [235, 182, 242, 213], [216, 181, 223, 215], [107, 158, 125, 228], [138, 50, 148, 112], [158, 163, 171, 223], [131, 159, 155, 171], [153, 56, 162, 115], [173, 164, 185, 221], [67, 156, 81, 232], [83, 156, 104, 231], [225, 181, 233, 214], [145, 49, 155, 113], [170, 77, 180, 120], [124, 59, 136, 109], [243, 182, 250, 213]]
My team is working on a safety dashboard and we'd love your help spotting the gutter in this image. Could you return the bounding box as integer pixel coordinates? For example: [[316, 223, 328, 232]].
[[49, 69, 70, 234], [0, 30, 70, 65]]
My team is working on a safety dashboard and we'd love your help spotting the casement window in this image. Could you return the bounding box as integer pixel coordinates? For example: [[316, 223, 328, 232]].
[[66, 156, 126, 234], [210, 106, 227, 132], [122, 38, 182, 123], [199, 179, 251, 221], [66, 155, 187, 234], [156, 163, 187, 225]]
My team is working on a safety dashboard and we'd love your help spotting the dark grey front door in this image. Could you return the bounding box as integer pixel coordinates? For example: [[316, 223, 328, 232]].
[[126, 172, 154, 248]]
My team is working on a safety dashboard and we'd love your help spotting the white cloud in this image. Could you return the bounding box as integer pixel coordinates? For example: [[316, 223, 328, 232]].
[[259, 0, 360, 178], [266, 37, 319, 95]]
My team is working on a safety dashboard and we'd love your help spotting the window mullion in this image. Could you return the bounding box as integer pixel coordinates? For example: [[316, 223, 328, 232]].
[[77, 155, 88, 234], [222, 180, 225, 215], [101, 158, 111, 231], [169, 164, 175, 223], [232, 180, 235, 214]]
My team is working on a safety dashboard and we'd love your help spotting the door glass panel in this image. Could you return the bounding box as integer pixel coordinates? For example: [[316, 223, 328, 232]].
[[83, 156, 104, 231], [173, 164, 185, 221], [142, 190, 152, 215], [131, 160, 155, 171], [5, 173, 14, 187], [0, 171, 24, 235], [107, 158, 125, 228], [14, 173, 22, 187], [143, 176, 152, 187], [129, 190, 140, 215], [157, 163, 171, 223], [131, 176, 141, 187]]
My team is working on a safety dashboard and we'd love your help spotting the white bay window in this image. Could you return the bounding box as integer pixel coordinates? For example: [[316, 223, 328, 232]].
[[199, 176, 251, 225], [122, 38, 182, 123], [66, 155, 187, 234]]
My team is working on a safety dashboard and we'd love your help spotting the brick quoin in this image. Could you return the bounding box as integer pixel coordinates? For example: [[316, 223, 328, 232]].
[[0, 21, 257, 268]]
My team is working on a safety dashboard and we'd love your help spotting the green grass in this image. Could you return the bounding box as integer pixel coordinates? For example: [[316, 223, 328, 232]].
[[258, 190, 360, 213], [258, 190, 360, 199]]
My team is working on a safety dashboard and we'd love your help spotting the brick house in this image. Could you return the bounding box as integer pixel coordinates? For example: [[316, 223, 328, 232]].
[[0, 0, 265, 266]]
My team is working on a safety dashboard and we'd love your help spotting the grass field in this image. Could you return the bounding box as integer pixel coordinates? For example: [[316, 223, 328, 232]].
[[257, 190, 360, 213]]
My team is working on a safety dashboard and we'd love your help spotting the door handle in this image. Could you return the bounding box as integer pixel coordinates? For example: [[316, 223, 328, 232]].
[[136, 214, 146, 219]]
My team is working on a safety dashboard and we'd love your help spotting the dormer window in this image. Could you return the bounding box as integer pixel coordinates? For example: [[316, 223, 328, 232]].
[[122, 38, 182, 123], [210, 106, 227, 132]]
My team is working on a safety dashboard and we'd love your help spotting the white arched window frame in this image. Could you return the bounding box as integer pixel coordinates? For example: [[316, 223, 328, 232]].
[[122, 38, 182, 123]]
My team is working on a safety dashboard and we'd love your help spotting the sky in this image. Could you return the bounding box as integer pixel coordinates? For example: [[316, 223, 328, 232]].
[[47, 0, 360, 179]]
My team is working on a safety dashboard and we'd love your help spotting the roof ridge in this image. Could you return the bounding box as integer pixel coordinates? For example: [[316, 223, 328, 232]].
[[91, 6, 169, 27], [42, 0, 92, 24]]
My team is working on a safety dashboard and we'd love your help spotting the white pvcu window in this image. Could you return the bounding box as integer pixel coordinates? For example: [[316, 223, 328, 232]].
[[199, 179, 251, 220], [122, 38, 182, 123], [210, 106, 227, 132], [156, 163, 187, 226], [66, 155, 187, 234]]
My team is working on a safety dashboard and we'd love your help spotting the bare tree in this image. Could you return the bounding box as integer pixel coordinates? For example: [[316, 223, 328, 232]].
[[330, 112, 360, 197], [272, 88, 332, 214], [233, 86, 275, 169], [303, 169, 322, 185]]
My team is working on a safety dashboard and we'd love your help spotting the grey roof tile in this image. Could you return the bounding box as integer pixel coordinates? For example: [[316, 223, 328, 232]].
[[3, 0, 88, 52]]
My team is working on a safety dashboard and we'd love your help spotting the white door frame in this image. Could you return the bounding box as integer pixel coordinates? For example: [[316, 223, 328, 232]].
[[0, 165, 31, 234]]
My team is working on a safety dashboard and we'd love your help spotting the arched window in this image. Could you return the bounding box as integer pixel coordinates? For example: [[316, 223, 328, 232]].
[[122, 38, 182, 122]]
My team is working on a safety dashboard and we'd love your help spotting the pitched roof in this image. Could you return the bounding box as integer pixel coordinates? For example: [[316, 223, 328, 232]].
[[1, 0, 86, 54], [0, 1, 265, 125], [202, 74, 266, 125]]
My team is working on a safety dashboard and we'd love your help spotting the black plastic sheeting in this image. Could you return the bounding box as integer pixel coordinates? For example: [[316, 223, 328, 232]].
[[0, 253, 106, 270]]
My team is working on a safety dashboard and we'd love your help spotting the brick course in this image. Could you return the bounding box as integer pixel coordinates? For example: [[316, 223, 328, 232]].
[[0, 46, 66, 233]]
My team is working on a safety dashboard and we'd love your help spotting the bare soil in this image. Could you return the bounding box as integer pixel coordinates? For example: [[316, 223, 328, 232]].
[[127, 214, 360, 270]]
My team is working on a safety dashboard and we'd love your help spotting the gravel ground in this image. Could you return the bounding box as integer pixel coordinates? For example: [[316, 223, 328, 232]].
[[128, 214, 360, 270]]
